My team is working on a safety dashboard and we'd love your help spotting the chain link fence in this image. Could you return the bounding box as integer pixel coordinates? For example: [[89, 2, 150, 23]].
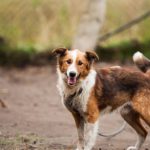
[[0, 0, 150, 50]]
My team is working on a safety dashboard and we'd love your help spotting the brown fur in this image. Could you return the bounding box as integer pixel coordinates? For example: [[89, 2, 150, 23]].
[[56, 49, 73, 73], [132, 89, 150, 125], [120, 104, 147, 138], [84, 66, 150, 149], [71, 111, 81, 128], [86, 88, 100, 123], [76, 52, 91, 79], [94, 67, 150, 112], [70, 65, 150, 149]]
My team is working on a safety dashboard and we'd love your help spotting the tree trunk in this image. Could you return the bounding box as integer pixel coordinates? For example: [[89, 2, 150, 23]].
[[72, 0, 106, 51]]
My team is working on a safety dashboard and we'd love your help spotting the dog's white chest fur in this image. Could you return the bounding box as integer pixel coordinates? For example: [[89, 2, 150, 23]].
[[57, 69, 96, 114]]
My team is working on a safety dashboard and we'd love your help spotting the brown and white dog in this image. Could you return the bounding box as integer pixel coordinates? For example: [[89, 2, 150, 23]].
[[52, 48, 150, 150]]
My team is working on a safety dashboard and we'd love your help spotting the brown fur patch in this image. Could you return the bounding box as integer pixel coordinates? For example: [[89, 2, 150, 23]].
[[132, 89, 150, 125], [71, 112, 81, 128], [94, 67, 150, 112], [76, 52, 91, 79], [86, 88, 99, 123], [120, 104, 147, 138], [58, 51, 72, 73]]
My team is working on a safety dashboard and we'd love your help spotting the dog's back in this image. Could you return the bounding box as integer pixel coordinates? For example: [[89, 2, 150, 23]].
[[95, 66, 150, 111]]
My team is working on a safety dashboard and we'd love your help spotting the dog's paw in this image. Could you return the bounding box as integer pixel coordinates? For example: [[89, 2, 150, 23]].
[[126, 146, 137, 150]]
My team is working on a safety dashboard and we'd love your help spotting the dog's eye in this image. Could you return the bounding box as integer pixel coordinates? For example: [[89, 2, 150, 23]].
[[66, 59, 72, 64], [78, 60, 83, 66]]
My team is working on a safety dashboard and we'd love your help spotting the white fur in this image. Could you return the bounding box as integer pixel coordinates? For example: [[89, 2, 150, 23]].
[[79, 69, 97, 112], [57, 68, 97, 112], [56, 51, 97, 150], [127, 134, 145, 150], [76, 119, 99, 150], [67, 49, 78, 77], [84, 120, 99, 150], [133, 51, 143, 62]]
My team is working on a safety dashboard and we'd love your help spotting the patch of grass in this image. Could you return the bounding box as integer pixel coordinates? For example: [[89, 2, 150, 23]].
[[96, 39, 150, 63], [0, 134, 74, 150], [0, 133, 45, 150], [0, 0, 150, 49], [0, 43, 36, 67], [0, 39, 150, 67], [139, 18, 150, 41]]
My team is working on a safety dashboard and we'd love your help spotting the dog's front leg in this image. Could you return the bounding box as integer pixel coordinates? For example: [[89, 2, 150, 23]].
[[72, 112, 99, 150], [83, 120, 99, 150], [72, 112, 84, 150]]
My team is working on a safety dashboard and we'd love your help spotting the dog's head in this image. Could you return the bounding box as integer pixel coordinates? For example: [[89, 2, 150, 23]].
[[52, 48, 99, 87]]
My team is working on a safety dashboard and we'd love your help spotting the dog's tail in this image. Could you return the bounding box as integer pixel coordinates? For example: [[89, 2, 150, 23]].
[[98, 121, 126, 138], [133, 51, 150, 73]]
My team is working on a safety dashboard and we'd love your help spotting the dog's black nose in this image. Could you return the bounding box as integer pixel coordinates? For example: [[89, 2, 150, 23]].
[[69, 71, 76, 77]]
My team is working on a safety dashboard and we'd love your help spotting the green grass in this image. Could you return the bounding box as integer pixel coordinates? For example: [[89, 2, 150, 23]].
[[0, 42, 36, 66], [0, 38, 150, 66], [0, 0, 150, 66], [0, 0, 150, 50], [96, 39, 150, 63], [0, 134, 45, 150]]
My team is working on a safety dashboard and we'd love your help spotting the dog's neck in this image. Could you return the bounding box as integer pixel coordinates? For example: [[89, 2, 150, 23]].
[[57, 69, 96, 95], [57, 69, 97, 115]]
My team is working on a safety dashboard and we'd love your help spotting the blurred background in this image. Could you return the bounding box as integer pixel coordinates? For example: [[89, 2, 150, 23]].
[[0, 0, 150, 65], [0, 0, 150, 150]]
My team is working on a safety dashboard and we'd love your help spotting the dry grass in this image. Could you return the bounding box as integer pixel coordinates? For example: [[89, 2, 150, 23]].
[[0, 0, 150, 50]]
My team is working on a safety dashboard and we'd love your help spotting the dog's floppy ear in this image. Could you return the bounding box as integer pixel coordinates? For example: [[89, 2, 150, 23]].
[[85, 50, 99, 62], [52, 48, 67, 57]]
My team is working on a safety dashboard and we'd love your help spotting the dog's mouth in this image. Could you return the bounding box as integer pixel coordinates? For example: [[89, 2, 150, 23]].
[[67, 77, 77, 85], [67, 74, 80, 86]]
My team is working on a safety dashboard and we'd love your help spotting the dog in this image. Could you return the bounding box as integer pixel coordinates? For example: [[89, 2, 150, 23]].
[[52, 48, 150, 150]]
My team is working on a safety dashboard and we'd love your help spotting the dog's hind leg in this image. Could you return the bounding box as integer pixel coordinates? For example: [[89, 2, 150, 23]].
[[132, 90, 150, 126], [120, 104, 147, 150]]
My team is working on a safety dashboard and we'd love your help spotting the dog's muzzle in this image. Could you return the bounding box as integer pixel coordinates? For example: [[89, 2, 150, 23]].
[[67, 71, 77, 86]]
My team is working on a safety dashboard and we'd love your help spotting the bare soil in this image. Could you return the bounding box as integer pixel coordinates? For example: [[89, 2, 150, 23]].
[[0, 64, 150, 150]]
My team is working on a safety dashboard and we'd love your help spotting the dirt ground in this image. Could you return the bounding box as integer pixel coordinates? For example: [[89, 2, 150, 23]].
[[0, 64, 150, 150]]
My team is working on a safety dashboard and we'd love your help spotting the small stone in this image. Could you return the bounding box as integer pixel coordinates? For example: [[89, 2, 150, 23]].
[[33, 140, 37, 144]]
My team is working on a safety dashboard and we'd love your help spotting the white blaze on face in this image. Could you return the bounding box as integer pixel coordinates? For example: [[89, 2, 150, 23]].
[[67, 49, 78, 77], [67, 49, 79, 85]]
